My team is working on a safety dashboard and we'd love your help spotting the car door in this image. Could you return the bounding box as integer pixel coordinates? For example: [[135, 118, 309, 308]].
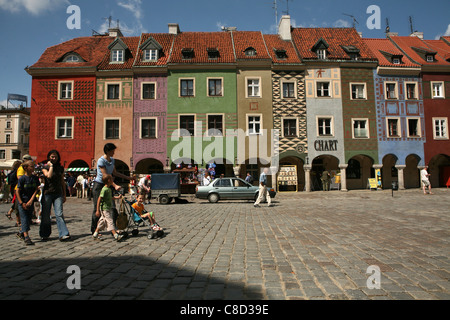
[[212, 178, 233, 199], [232, 178, 255, 200]]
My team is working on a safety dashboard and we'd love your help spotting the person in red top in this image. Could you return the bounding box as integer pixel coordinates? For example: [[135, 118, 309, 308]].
[[132, 194, 161, 231]]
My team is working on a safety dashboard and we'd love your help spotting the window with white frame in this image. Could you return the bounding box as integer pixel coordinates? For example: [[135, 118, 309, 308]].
[[352, 119, 369, 139], [405, 82, 418, 100], [142, 83, 156, 100], [105, 119, 120, 140], [0, 150, 5, 160], [143, 49, 158, 62], [317, 82, 330, 97], [433, 118, 448, 139], [317, 117, 333, 136], [247, 115, 262, 135], [351, 83, 366, 100], [5, 134, 11, 144], [56, 118, 73, 139], [431, 82, 445, 98], [111, 49, 124, 62], [59, 81, 73, 100], [282, 118, 298, 137], [387, 118, 401, 137], [407, 118, 421, 137], [282, 82, 296, 99], [317, 49, 327, 60], [386, 82, 398, 99], [6, 121, 11, 129], [140, 118, 157, 139], [247, 78, 261, 98]]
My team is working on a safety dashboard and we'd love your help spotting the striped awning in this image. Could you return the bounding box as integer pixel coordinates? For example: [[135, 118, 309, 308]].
[[66, 168, 90, 172]]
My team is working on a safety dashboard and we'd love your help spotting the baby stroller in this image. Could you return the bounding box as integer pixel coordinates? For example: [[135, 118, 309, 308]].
[[118, 198, 164, 240]]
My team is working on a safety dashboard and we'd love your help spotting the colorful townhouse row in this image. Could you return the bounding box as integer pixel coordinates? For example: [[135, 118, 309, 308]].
[[26, 17, 450, 191]]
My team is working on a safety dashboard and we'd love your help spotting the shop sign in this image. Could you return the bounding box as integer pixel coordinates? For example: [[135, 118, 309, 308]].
[[314, 140, 338, 152]]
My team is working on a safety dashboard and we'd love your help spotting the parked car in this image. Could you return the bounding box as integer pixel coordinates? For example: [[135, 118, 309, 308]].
[[196, 177, 276, 203]]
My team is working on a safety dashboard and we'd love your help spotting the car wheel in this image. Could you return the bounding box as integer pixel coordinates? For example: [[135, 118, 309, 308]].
[[208, 193, 219, 203]]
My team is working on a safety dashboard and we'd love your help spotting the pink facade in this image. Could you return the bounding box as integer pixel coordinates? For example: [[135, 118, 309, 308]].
[[132, 75, 168, 173]]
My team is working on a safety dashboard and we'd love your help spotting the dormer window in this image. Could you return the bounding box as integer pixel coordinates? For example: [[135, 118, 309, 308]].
[[244, 47, 257, 56], [182, 48, 194, 60], [63, 54, 82, 63], [312, 38, 329, 60], [341, 45, 360, 61], [393, 57, 401, 64], [426, 55, 434, 62], [275, 49, 288, 60], [112, 50, 124, 62], [108, 38, 129, 64], [207, 48, 220, 60], [143, 49, 158, 62], [317, 49, 327, 60], [140, 36, 163, 62]]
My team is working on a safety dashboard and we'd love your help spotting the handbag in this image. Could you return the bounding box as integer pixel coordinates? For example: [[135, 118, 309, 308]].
[[115, 199, 129, 230]]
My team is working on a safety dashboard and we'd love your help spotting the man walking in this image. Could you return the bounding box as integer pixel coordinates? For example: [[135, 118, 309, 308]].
[[254, 167, 272, 207], [421, 166, 433, 195]]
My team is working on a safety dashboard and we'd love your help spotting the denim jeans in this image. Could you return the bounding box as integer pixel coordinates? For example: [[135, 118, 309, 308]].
[[39, 193, 70, 239], [18, 205, 33, 234]]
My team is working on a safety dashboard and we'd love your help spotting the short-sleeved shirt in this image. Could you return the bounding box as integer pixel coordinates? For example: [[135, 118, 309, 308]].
[[17, 174, 39, 203], [132, 202, 145, 216], [95, 156, 115, 184], [99, 186, 113, 211], [43, 164, 65, 195], [259, 172, 267, 186]]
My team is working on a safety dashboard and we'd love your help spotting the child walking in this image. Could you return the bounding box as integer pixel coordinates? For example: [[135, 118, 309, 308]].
[[93, 174, 124, 242], [132, 194, 162, 231], [15, 160, 40, 246]]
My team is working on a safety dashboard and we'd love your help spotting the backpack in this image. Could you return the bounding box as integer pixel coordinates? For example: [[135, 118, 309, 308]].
[[7, 169, 18, 188]]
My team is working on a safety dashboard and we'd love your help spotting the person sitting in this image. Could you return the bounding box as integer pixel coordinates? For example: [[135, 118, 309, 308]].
[[132, 194, 162, 232]]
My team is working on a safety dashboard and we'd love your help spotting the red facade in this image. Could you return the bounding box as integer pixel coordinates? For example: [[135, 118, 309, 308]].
[[30, 75, 96, 167]]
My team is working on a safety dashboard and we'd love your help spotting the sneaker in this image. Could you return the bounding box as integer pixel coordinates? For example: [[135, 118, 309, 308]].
[[115, 234, 124, 242], [254, 204, 260, 208], [16, 232, 25, 241], [93, 233, 103, 241], [60, 235, 71, 242]]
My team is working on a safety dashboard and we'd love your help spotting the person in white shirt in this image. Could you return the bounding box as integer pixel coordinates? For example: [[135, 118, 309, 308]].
[[420, 166, 433, 195]]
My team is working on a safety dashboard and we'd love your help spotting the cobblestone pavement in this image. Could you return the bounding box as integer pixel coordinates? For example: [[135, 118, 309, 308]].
[[0, 188, 449, 300]]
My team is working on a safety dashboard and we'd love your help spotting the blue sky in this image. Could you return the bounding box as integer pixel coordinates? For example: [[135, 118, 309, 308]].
[[0, 0, 449, 107]]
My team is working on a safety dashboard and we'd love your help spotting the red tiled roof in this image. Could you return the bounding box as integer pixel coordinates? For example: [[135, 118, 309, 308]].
[[231, 31, 271, 60], [169, 32, 235, 64], [292, 28, 377, 61], [263, 34, 302, 64], [30, 36, 112, 69], [364, 38, 420, 68], [390, 36, 450, 66], [134, 33, 175, 67], [423, 39, 450, 62], [97, 36, 140, 70]]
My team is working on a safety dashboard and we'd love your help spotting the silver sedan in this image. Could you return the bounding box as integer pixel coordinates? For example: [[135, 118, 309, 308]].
[[196, 177, 276, 203]]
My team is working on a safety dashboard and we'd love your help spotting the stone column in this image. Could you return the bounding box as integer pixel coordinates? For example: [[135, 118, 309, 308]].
[[395, 165, 406, 190], [339, 164, 348, 192], [304, 165, 312, 192]]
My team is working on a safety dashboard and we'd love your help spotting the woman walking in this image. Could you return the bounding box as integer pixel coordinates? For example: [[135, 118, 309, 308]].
[[39, 150, 71, 241], [91, 143, 133, 234]]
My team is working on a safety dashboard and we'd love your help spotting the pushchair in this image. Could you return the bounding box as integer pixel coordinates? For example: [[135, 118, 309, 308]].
[[117, 198, 164, 240]]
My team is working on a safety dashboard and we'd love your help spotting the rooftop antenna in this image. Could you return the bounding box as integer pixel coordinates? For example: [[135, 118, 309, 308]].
[[104, 16, 113, 28], [385, 18, 390, 33], [273, 0, 278, 27], [343, 13, 359, 29], [409, 16, 417, 33], [282, 0, 292, 15]]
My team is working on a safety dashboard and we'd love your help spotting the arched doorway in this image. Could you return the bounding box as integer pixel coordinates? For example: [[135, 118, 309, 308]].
[[311, 155, 339, 191], [405, 154, 421, 189], [382, 154, 398, 189], [347, 155, 375, 190], [68, 160, 90, 170], [114, 160, 130, 186], [135, 158, 164, 175], [428, 154, 450, 187], [279, 156, 305, 192]]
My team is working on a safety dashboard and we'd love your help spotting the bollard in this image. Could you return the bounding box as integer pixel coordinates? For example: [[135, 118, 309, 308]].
[[391, 181, 398, 197]]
